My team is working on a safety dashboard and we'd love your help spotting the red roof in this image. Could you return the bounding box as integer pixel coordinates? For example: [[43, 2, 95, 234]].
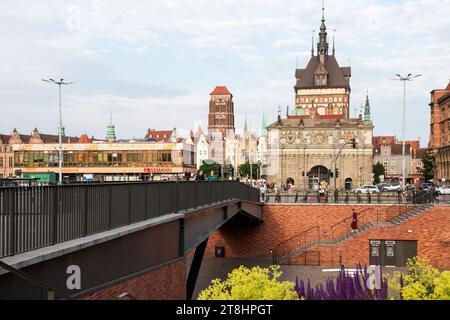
[[78, 134, 91, 143], [145, 130, 173, 142], [210, 86, 232, 96]]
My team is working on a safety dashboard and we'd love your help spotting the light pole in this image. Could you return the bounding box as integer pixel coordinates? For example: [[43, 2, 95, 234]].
[[392, 74, 421, 190], [42, 78, 74, 185]]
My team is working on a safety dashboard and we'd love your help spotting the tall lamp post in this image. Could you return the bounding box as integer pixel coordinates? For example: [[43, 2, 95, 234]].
[[392, 74, 421, 190], [42, 78, 74, 185]]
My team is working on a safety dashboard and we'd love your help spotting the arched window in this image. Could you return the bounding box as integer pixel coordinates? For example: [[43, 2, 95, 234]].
[[345, 178, 353, 190]]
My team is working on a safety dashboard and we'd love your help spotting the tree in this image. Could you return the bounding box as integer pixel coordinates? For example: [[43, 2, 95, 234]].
[[421, 153, 434, 182], [238, 161, 261, 179], [223, 163, 234, 179], [198, 265, 299, 300], [199, 160, 221, 178], [373, 162, 386, 184], [388, 256, 450, 300]]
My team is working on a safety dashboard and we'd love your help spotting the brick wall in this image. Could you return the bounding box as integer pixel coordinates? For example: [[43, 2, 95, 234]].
[[81, 258, 186, 300], [206, 204, 450, 269], [206, 205, 390, 257]]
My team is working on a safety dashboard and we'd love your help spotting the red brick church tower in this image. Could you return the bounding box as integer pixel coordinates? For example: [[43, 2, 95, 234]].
[[208, 86, 235, 137]]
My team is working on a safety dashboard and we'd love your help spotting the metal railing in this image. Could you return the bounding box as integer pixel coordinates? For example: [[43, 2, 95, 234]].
[[0, 181, 260, 258], [272, 226, 320, 265], [264, 189, 437, 205]]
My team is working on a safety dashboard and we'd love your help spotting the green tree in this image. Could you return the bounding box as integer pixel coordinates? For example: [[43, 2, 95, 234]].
[[238, 162, 260, 179], [388, 256, 450, 300], [199, 160, 221, 178], [223, 163, 234, 179], [373, 162, 386, 184], [198, 265, 299, 300], [421, 153, 434, 182]]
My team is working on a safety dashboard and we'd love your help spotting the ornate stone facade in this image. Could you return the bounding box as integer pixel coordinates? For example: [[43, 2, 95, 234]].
[[266, 118, 373, 190]]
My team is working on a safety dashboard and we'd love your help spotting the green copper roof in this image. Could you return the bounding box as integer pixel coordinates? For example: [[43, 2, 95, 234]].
[[106, 114, 116, 141], [261, 113, 268, 136]]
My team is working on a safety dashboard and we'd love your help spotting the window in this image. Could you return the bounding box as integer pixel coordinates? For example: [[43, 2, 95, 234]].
[[0, 156, 3, 167], [390, 160, 396, 165]]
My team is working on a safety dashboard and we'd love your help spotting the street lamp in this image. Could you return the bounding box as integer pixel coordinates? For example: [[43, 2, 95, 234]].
[[392, 73, 422, 190], [42, 78, 75, 185]]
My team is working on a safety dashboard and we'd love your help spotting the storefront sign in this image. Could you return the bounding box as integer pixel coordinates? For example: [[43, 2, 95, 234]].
[[144, 167, 173, 173]]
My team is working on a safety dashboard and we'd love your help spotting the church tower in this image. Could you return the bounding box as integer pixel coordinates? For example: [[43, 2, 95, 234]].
[[292, 4, 351, 119], [208, 86, 235, 138]]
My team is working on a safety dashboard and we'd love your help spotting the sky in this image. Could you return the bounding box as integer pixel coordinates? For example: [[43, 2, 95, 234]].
[[0, 0, 449, 146]]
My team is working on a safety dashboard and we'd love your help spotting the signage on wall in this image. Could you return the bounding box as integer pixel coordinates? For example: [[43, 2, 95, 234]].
[[144, 167, 173, 173]]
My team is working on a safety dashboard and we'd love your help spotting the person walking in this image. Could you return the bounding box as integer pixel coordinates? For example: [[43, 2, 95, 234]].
[[351, 209, 358, 233], [260, 183, 267, 203]]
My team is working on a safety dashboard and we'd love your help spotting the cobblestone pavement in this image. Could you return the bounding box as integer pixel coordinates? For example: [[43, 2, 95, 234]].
[[190, 257, 407, 299]]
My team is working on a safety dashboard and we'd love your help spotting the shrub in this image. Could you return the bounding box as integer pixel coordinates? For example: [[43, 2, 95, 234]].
[[198, 265, 299, 300], [388, 256, 450, 300]]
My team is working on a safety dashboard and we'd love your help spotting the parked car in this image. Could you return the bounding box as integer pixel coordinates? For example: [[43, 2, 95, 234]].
[[381, 183, 401, 192], [353, 185, 380, 194], [419, 182, 433, 191], [437, 185, 450, 195]]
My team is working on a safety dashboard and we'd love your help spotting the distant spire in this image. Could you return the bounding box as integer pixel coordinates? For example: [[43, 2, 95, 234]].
[[311, 30, 315, 56], [261, 112, 268, 136], [286, 105, 289, 117], [364, 90, 372, 124], [106, 113, 116, 141], [244, 114, 248, 132]]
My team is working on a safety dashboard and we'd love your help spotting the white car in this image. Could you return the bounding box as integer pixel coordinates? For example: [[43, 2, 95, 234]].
[[437, 185, 450, 195], [353, 185, 380, 194], [382, 183, 401, 192]]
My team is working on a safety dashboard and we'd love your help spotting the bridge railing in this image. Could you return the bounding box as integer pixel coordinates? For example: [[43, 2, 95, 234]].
[[0, 181, 260, 258]]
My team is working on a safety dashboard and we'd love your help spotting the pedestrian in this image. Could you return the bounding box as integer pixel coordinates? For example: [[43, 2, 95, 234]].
[[351, 209, 358, 232], [196, 170, 205, 181], [260, 183, 267, 203]]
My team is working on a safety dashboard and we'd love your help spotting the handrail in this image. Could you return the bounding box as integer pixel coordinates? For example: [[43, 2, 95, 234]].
[[274, 225, 320, 263], [330, 207, 378, 241], [384, 190, 434, 221]]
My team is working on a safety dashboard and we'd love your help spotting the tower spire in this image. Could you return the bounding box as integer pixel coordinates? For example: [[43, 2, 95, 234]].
[[311, 30, 315, 56], [106, 113, 116, 141], [317, 1, 329, 58], [364, 89, 372, 124]]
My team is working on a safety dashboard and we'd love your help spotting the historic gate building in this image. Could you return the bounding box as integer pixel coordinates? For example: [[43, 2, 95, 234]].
[[266, 8, 374, 190]]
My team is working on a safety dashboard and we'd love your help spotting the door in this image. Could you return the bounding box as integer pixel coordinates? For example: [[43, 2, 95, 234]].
[[395, 240, 417, 267], [384, 241, 396, 266]]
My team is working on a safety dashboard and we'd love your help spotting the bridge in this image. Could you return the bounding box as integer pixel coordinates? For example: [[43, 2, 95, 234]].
[[0, 181, 263, 300]]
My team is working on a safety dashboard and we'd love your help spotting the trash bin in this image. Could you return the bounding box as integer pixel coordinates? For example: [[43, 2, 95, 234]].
[[215, 246, 225, 258]]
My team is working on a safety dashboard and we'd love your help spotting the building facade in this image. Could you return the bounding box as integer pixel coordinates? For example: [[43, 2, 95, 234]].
[[1, 128, 79, 178], [266, 8, 373, 190], [429, 80, 450, 184], [12, 139, 196, 182], [373, 136, 427, 186]]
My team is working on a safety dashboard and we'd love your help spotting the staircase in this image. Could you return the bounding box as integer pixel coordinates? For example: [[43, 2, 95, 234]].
[[278, 202, 436, 264]]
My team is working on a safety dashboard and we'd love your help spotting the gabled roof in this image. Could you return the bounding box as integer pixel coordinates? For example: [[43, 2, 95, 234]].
[[144, 130, 173, 142], [210, 86, 232, 96], [295, 55, 350, 90]]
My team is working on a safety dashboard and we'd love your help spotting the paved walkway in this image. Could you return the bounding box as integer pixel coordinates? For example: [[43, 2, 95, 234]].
[[191, 257, 406, 299]]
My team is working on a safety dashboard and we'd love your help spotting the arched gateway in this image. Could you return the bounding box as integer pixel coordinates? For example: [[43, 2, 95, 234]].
[[308, 165, 330, 189]]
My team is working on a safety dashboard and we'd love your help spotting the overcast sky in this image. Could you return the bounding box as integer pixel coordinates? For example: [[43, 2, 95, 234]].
[[1, 0, 449, 146]]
